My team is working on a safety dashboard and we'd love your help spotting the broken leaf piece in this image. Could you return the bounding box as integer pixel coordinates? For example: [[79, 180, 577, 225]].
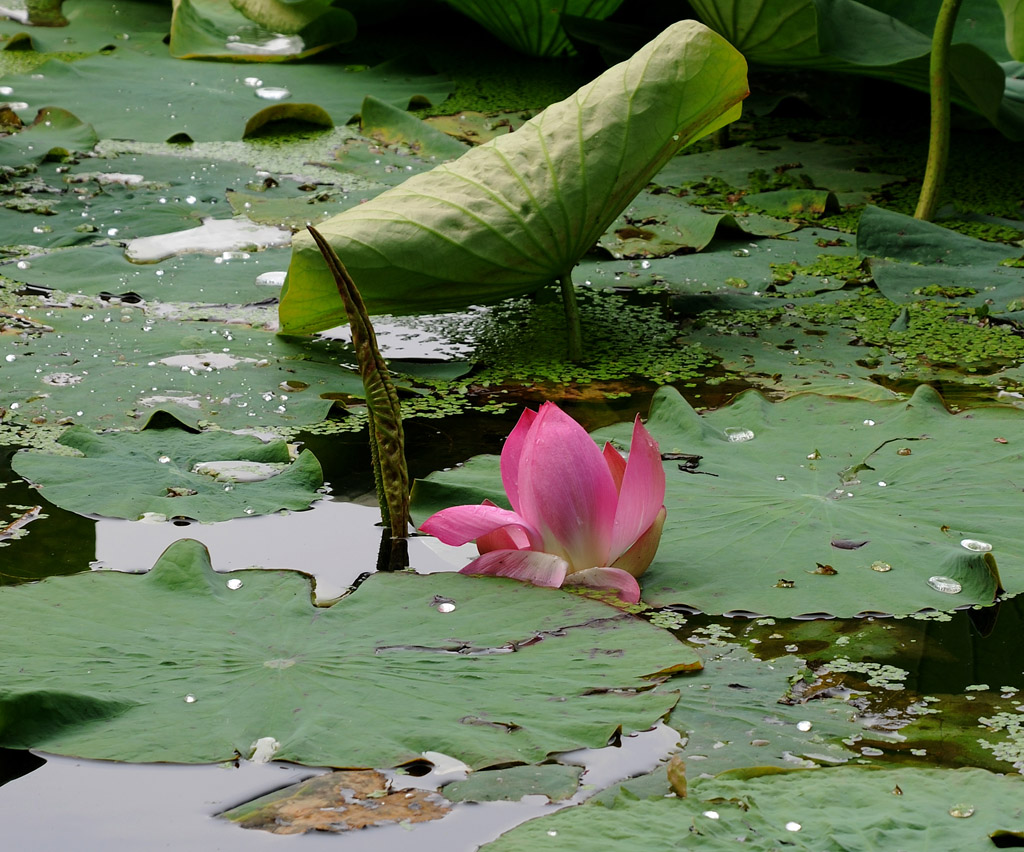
[[220, 769, 449, 834]]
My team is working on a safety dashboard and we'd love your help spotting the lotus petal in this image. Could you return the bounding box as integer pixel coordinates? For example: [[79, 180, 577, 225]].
[[461, 549, 569, 589]]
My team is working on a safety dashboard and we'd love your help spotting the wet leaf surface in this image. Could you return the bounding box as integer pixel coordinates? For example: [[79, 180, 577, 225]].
[[482, 764, 1024, 851], [5, 53, 452, 142], [11, 426, 323, 522], [0, 539, 694, 766], [415, 385, 1024, 617], [442, 763, 583, 803]]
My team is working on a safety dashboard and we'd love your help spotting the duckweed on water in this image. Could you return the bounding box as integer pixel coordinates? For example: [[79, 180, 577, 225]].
[[393, 288, 716, 419], [707, 292, 1024, 377], [827, 657, 909, 690]]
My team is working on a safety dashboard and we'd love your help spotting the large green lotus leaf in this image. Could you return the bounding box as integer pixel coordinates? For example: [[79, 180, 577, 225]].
[[445, 0, 624, 57], [858, 206, 1024, 313], [0, 539, 694, 766], [5, 53, 452, 143], [278, 21, 749, 333], [0, 307, 363, 430], [0, 108, 97, 169], [169, 0, 355, 61], [0, 0, 171, 51], [482, 766, 1024, 851], [598, 193, 796, 259], [413, 385, 1024, 617], [11, 426, 324, 522]]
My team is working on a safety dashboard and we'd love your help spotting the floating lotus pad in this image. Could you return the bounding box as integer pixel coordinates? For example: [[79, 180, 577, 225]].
[[412, 386, 1024, 617], [11, 426, 324, 522], [0, 307, 353, 430], [482, 765, 1024, 851], [0, 539, 695, 766], [6, 53, 452, 142]]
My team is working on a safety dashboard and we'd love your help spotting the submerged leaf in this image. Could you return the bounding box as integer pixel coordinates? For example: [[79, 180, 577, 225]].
[[279, 21, 748, 332]]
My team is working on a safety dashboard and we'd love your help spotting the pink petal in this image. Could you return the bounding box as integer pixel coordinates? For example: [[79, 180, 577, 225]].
[[603, 442, 627, 492], [500, 407, 538, 514], [460, 549, 569, 588], [611, 506, 666, 578], [475, 499, 533, 553], [609, 416, 666, 561], [516, 403, 618, 571], [420, 503, 542, 549], [562, 567, 642, 604]]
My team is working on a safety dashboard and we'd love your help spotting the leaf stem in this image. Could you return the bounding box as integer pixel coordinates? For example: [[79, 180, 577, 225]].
[[558, 269, 583, 361], [914, 0, 963, 221], [306, 226, 410, 564]]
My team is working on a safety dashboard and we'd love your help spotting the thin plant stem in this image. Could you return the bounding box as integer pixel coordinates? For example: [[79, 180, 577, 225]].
[[306, 226, 410, 568], [915, 0, 963, 221], [558, 269, 583, 361]]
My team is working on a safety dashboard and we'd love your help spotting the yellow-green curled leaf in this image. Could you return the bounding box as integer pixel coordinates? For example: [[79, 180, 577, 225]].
[[279, 21, 748, 334]]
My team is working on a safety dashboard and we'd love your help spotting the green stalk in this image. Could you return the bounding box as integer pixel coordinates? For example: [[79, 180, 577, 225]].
[[306, 226, 410, 568], [558, 269, 583, 362], [914, 0, 963, 221]]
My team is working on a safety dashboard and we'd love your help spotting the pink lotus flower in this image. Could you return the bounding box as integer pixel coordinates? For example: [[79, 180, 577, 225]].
[[420, 403, 666, 603]]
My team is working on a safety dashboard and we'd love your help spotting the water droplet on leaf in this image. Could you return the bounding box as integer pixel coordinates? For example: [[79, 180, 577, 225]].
[[927, 576, 962, 594]]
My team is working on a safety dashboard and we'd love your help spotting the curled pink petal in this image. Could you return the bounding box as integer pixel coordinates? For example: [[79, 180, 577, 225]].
[[609, 416, 666, 560], [460, 549, 569, 589], [476, 524, 533, 553], [420, 503, 541, 549], [611, 506, 666, 578], [562, 567, 642, 604], [603, 442, 627, 492], [517, 403, 617, 571], [500, 407, 537, 515]]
